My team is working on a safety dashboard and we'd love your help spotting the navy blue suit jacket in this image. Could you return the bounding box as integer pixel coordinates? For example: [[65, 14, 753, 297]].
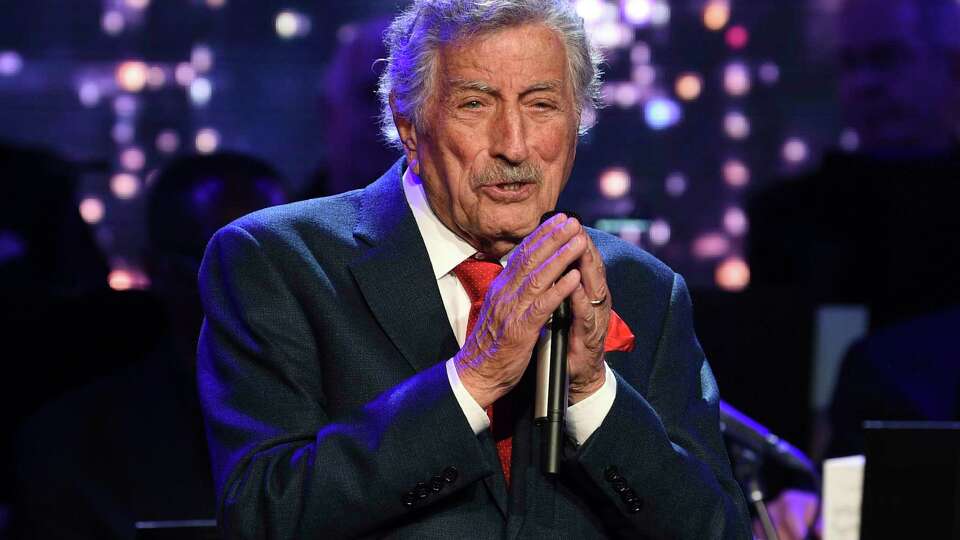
[[197, 160, 749, 538]]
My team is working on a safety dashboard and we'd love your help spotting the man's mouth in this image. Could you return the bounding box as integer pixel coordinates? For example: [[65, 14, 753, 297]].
[[481, 181, 536, 201], [497, 182, 527, 191]]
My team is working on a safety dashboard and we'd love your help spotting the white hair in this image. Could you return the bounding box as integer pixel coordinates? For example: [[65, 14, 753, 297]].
[[377, 0, 604, 148]]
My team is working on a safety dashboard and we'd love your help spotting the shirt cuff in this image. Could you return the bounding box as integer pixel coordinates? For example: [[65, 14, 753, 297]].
[[445, 358, 490, 435], [565, 362, 617, 446]]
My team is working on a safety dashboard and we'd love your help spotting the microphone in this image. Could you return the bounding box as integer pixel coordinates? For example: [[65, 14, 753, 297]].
[[719, 400, 815, 474], [534, 210, 580, 475]]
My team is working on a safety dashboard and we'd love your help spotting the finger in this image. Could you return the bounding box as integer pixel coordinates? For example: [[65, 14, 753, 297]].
[[570, 284, 598, 329], [569, 283, 608, 345], [575, 233, 609, 306], [518, 231, 586, 300], [506, 216, 581, 288], [524, 212, 570, 247], [521, 268, 581, 328]]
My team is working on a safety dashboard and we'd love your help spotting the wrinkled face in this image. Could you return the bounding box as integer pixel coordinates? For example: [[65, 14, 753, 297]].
[[395, 22, 580, 256], [839, 0, 959, 154]]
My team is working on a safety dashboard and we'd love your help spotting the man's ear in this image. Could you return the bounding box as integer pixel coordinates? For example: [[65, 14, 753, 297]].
[[390, 94, 420, 175]]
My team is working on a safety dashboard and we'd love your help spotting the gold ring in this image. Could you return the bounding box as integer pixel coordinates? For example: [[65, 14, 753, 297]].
[[589, 295, 606, 306]]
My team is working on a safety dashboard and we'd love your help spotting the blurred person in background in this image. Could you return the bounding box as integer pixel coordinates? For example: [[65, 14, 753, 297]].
[[12, 153, 287, 539], [0, 141, 142, 535], [749, 0, 960, 330], [0, 141, 109, 297], [300, 15, 398, 199], [747, 0, 960, 537]]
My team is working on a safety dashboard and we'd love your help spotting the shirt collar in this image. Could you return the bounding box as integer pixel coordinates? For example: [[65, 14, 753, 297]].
[[402, 166, 479, 280]]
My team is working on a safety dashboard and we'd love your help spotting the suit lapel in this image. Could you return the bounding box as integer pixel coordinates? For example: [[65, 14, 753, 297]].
[[349, 159, 459, 373], [349, 159, 510, 518]]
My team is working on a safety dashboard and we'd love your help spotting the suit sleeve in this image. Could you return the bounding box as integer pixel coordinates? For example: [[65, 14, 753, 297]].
[[572, 273, 751, 539], [197, 224, 493, 538]]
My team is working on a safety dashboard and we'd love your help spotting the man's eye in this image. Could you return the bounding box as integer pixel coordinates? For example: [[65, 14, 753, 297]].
[[532, 101, 557, 110], [461, 100, 483, 109]]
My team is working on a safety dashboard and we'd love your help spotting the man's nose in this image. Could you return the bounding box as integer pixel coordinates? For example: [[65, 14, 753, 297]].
[[490, 103, 530, 165]]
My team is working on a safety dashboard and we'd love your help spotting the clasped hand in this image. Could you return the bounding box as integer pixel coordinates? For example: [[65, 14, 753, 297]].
[[454, 214, 611, 409]]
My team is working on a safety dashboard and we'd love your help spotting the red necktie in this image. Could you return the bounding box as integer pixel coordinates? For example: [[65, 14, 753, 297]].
[[452, 255, 516, 485]]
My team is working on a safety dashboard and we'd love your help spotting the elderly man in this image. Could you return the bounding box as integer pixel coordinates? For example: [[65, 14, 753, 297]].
[[197, 1, 748, 537]]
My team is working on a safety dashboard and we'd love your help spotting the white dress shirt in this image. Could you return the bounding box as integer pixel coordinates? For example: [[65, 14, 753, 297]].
[[401, 167, 617, 446]]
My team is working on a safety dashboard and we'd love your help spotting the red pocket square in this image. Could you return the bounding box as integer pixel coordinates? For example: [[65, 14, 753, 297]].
[[604, 309, 635, 352]]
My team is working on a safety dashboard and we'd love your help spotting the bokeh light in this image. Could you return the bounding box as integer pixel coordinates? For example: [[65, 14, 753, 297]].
[[276, 10, 311, 39], [592, 21, 632, 49], [612, 83, 640, 108], [630, 42, 651, 65], [649, 219, 671, 246], [156, 130, 180, 154], [692, 233, 730, 260], [675, 72, 703, 101], [598, 167, 632, 199], [113, 95, 138, 117], [110, 173, 141, 200], [622, 0, 653, 26], [703, 0, 730, 31], [191, 44, 214, 73], [116, 61, 148, 92], [174, 62, 196, 86], [715, 256, 750, 291], [78, 81, 101, 107], [120, 147, 146, 171], [124, 0, 150, 9], [146, 66, 166, 88], [723, 207, 748, 236], [782, 137, 810, 164], [723, 111, 750, 140], [650, 0, 670, 26], [576, 0, 606, 23], [205, 0, 226, 8], [108, 267, 150, 291], [722, 159, 750, 187], [725, 25, 749, 50], [665, 172, 688, 197], [0, 51, 23, 76], [840, 129, 860, 153], [195, 128, 220, 154], [723, 62, 751, 97], [109, 269, 134, 291], [632, 65, 656, 88], [644, 97, 682, 130], [189, 77, 213, 106], [101, 10, 125, 36], [618, 224, 643, 245], [759, 62, 780, 85], [79, 197, 105, 225]]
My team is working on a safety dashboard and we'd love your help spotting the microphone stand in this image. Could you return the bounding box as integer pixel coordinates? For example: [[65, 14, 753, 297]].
[[728, 442, 779, 540]]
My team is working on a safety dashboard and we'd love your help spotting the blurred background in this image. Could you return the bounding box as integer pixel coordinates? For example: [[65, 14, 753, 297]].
[[0, 0, 843, 290], [1, 0, 957, 538]]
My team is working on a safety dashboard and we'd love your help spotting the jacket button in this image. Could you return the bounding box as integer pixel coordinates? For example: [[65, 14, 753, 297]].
[[611, 478, 628, 493], [628, 500, 643, 513], [442, 466, 459, 483], [430, 476, 444, 493], [415, 482, 430, 499], [402, 490, 417, 508], [604, 466, 620, 482], [621, 488, 638, 504]]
